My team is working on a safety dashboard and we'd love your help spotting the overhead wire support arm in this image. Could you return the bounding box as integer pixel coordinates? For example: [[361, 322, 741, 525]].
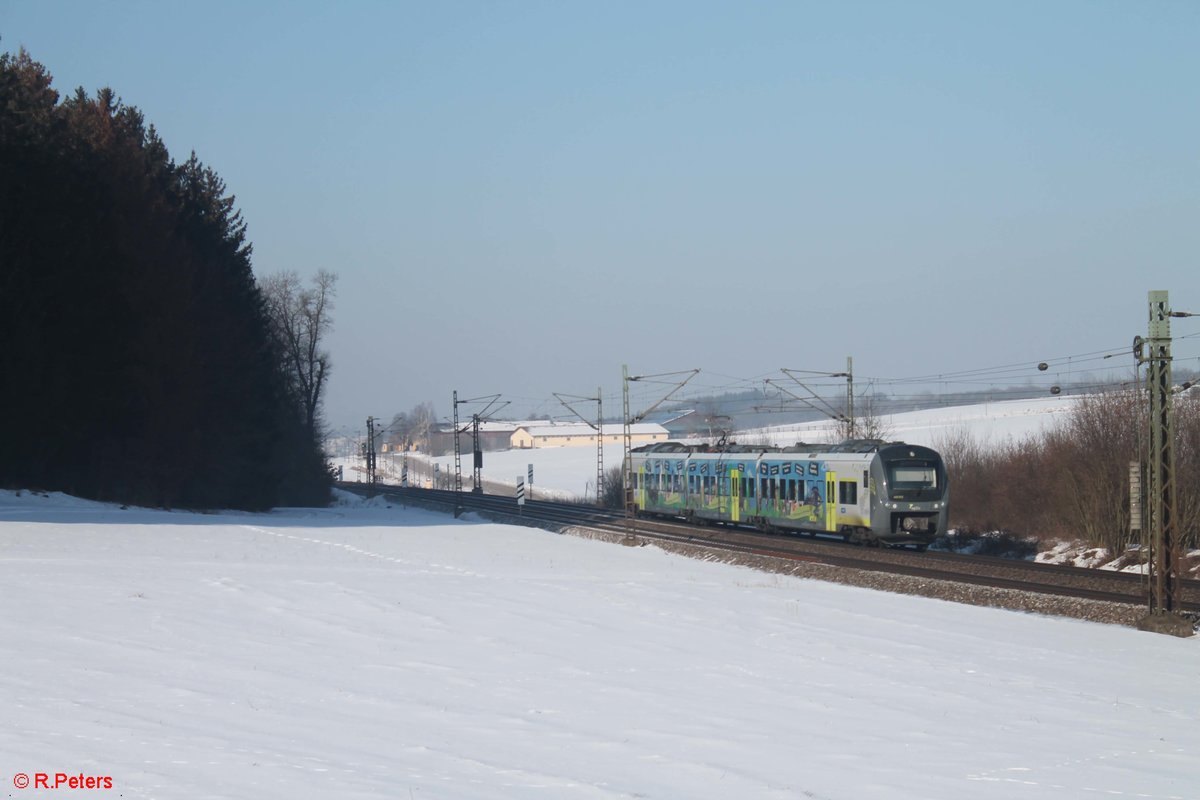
[[766, 378, 846, 424], [626, 368, 700, 424], [553, 392, 602, 431], [451, 392, 509, 515], [554, 389, 607, 505], [780, 359, 855, 437], [623, 366, 700, 528], [454, 394, 508, 434]]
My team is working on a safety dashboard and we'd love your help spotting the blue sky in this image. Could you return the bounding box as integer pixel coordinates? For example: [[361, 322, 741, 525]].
[[4, 1, 1198, 431]]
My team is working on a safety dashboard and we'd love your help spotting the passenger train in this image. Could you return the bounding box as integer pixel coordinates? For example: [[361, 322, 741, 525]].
[[629, 438, 949, 549]]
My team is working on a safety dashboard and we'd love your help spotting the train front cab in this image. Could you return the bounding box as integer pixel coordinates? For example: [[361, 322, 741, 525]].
[[871, 444, 948, 549]]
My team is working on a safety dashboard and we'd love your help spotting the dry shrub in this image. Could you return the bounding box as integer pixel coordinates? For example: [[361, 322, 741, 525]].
[[935, 389, 1199, 551], [1174, 392, 1200, 549]]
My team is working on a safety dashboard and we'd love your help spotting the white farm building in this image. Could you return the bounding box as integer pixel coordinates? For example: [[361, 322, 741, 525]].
[[511, 423, 668, 449]]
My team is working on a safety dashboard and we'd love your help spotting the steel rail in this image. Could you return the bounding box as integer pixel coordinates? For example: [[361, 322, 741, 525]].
[[339, 483, 1198, 612]]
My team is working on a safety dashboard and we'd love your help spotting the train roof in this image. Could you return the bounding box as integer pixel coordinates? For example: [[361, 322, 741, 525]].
[[631, 438, 914, 456]]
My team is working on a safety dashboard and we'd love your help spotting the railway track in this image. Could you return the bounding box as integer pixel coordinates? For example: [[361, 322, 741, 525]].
[[340, 483, 1199, 616]]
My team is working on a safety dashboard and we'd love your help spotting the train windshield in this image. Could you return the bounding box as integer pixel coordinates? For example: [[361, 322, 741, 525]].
[[886, 460, 941, 500]]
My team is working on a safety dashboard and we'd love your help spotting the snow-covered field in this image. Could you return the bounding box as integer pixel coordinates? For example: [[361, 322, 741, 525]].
[[1, 488, 1197, 800], [738, 395, 1082, 450]]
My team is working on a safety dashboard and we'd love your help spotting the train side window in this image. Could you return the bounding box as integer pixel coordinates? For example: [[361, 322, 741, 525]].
[[839, 480, 857, 505]]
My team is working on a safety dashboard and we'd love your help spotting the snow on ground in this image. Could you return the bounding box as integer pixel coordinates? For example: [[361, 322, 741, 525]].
[[332, 445, 624, 502], [428, 444, 627, 501], [738, 396, 1082, 450], [1, 489, 1197, 800]]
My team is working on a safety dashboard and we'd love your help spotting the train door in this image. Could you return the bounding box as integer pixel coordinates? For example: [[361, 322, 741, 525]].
[[636, 464, 646, 510], [717, 464, 728, 518], [730, 468, 741, 523], [825, 471, 837, 532]]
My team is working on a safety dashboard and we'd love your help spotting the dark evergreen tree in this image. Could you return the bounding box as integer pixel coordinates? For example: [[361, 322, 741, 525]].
[[0, 49, 330, 509]]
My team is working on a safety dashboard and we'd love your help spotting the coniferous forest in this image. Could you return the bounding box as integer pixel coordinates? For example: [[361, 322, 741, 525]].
[[0, 50, 331, 509]]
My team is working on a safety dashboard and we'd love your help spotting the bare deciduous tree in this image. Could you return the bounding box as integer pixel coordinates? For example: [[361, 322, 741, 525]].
[[262, 270, 337, 439], [387, 402, 437, 451], [835, 407, 893, 442]]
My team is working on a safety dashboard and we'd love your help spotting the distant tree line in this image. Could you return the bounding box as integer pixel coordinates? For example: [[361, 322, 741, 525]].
[[0, 49, 330, 509], [937, 389, 1200, 553]]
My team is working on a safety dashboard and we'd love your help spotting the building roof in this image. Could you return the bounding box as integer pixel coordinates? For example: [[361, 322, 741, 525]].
[[517, 423, 667, 438], [435, 420, 543, 434]]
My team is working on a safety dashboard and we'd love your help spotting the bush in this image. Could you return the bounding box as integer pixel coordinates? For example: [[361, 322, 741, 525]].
[[601, 465, 626, 509], [935, 388, 1199, 552]]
